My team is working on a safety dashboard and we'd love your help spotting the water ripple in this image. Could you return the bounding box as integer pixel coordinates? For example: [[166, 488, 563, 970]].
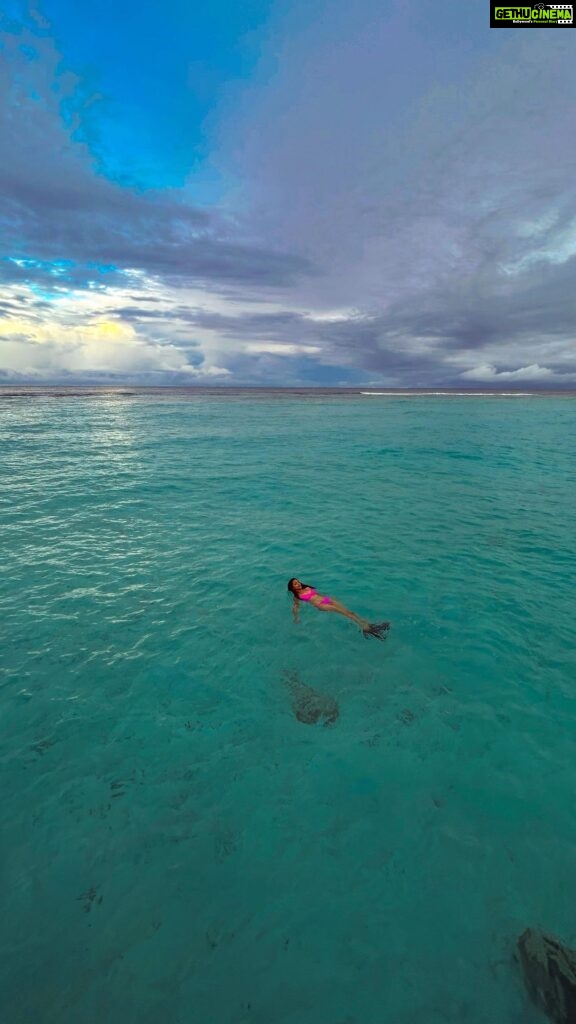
[[1, 394, 576, 1023]]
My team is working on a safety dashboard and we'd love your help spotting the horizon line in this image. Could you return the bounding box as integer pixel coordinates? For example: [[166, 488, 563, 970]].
[[2, 383, 576, 394]]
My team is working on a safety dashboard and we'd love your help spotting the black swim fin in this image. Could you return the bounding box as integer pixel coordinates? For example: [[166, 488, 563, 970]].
[[362, 621, 391, 641]]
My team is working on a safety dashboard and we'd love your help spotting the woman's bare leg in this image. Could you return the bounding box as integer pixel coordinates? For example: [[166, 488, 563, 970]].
[[318, 601, 368, 629]]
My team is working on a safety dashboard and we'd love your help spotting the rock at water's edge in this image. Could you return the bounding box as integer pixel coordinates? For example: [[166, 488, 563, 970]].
[[518, 927, 576, 1024]]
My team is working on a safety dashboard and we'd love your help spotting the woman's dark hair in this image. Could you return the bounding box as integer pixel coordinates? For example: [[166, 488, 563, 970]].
[[287, 578, 313, 598]]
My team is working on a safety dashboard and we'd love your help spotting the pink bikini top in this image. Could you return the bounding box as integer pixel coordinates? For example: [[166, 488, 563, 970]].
[[298, 588, 317, 601]]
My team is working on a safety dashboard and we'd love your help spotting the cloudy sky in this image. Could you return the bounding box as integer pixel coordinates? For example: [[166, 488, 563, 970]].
[[1, 0, 575, 387]]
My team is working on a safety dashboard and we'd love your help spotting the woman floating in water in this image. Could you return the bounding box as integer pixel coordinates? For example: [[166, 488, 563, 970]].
[[287, 578, 390, 641]]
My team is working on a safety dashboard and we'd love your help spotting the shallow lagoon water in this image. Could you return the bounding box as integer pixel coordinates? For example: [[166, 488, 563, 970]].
[[1, 391, 576, 1023]]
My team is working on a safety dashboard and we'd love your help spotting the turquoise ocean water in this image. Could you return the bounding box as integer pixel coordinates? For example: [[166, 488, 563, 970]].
[[1, 389, 575, 1024]]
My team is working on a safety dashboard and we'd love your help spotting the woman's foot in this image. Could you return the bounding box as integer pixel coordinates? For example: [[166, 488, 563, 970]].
[[362, 622, 391, 641]]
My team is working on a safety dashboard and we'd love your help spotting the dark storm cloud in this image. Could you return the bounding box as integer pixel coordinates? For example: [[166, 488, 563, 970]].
[[172, 248, 576, 383], [106, 307, 175, 321], [3, 2, 576, 386], [0, 23, 312, 293], [213, 9, 576, 381]]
